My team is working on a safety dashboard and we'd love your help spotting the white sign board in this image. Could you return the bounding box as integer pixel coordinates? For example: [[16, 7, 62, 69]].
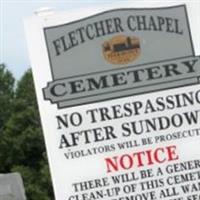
[[25, 2, 200, 200]]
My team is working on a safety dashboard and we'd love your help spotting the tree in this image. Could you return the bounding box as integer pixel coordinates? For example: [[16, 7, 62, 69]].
[[0, 64, 15, 132], [0, 68, 54, 200]]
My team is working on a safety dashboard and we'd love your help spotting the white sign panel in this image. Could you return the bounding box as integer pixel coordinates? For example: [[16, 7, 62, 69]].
[[25, 3, 200, 200]]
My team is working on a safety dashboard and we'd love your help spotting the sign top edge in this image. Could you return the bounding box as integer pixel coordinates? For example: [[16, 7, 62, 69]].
[[42, 4, 186, 30]]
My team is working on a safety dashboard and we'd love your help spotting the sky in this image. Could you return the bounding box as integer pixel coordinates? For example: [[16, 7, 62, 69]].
[[1, 0, 200, 80]]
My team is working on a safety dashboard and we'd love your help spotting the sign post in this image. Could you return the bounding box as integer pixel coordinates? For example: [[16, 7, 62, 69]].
[[25, 3, 200, 200]]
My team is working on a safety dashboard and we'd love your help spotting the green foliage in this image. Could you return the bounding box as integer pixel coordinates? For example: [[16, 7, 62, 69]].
[[0, 66, 54, 200], [0, 64, 15, 131]]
